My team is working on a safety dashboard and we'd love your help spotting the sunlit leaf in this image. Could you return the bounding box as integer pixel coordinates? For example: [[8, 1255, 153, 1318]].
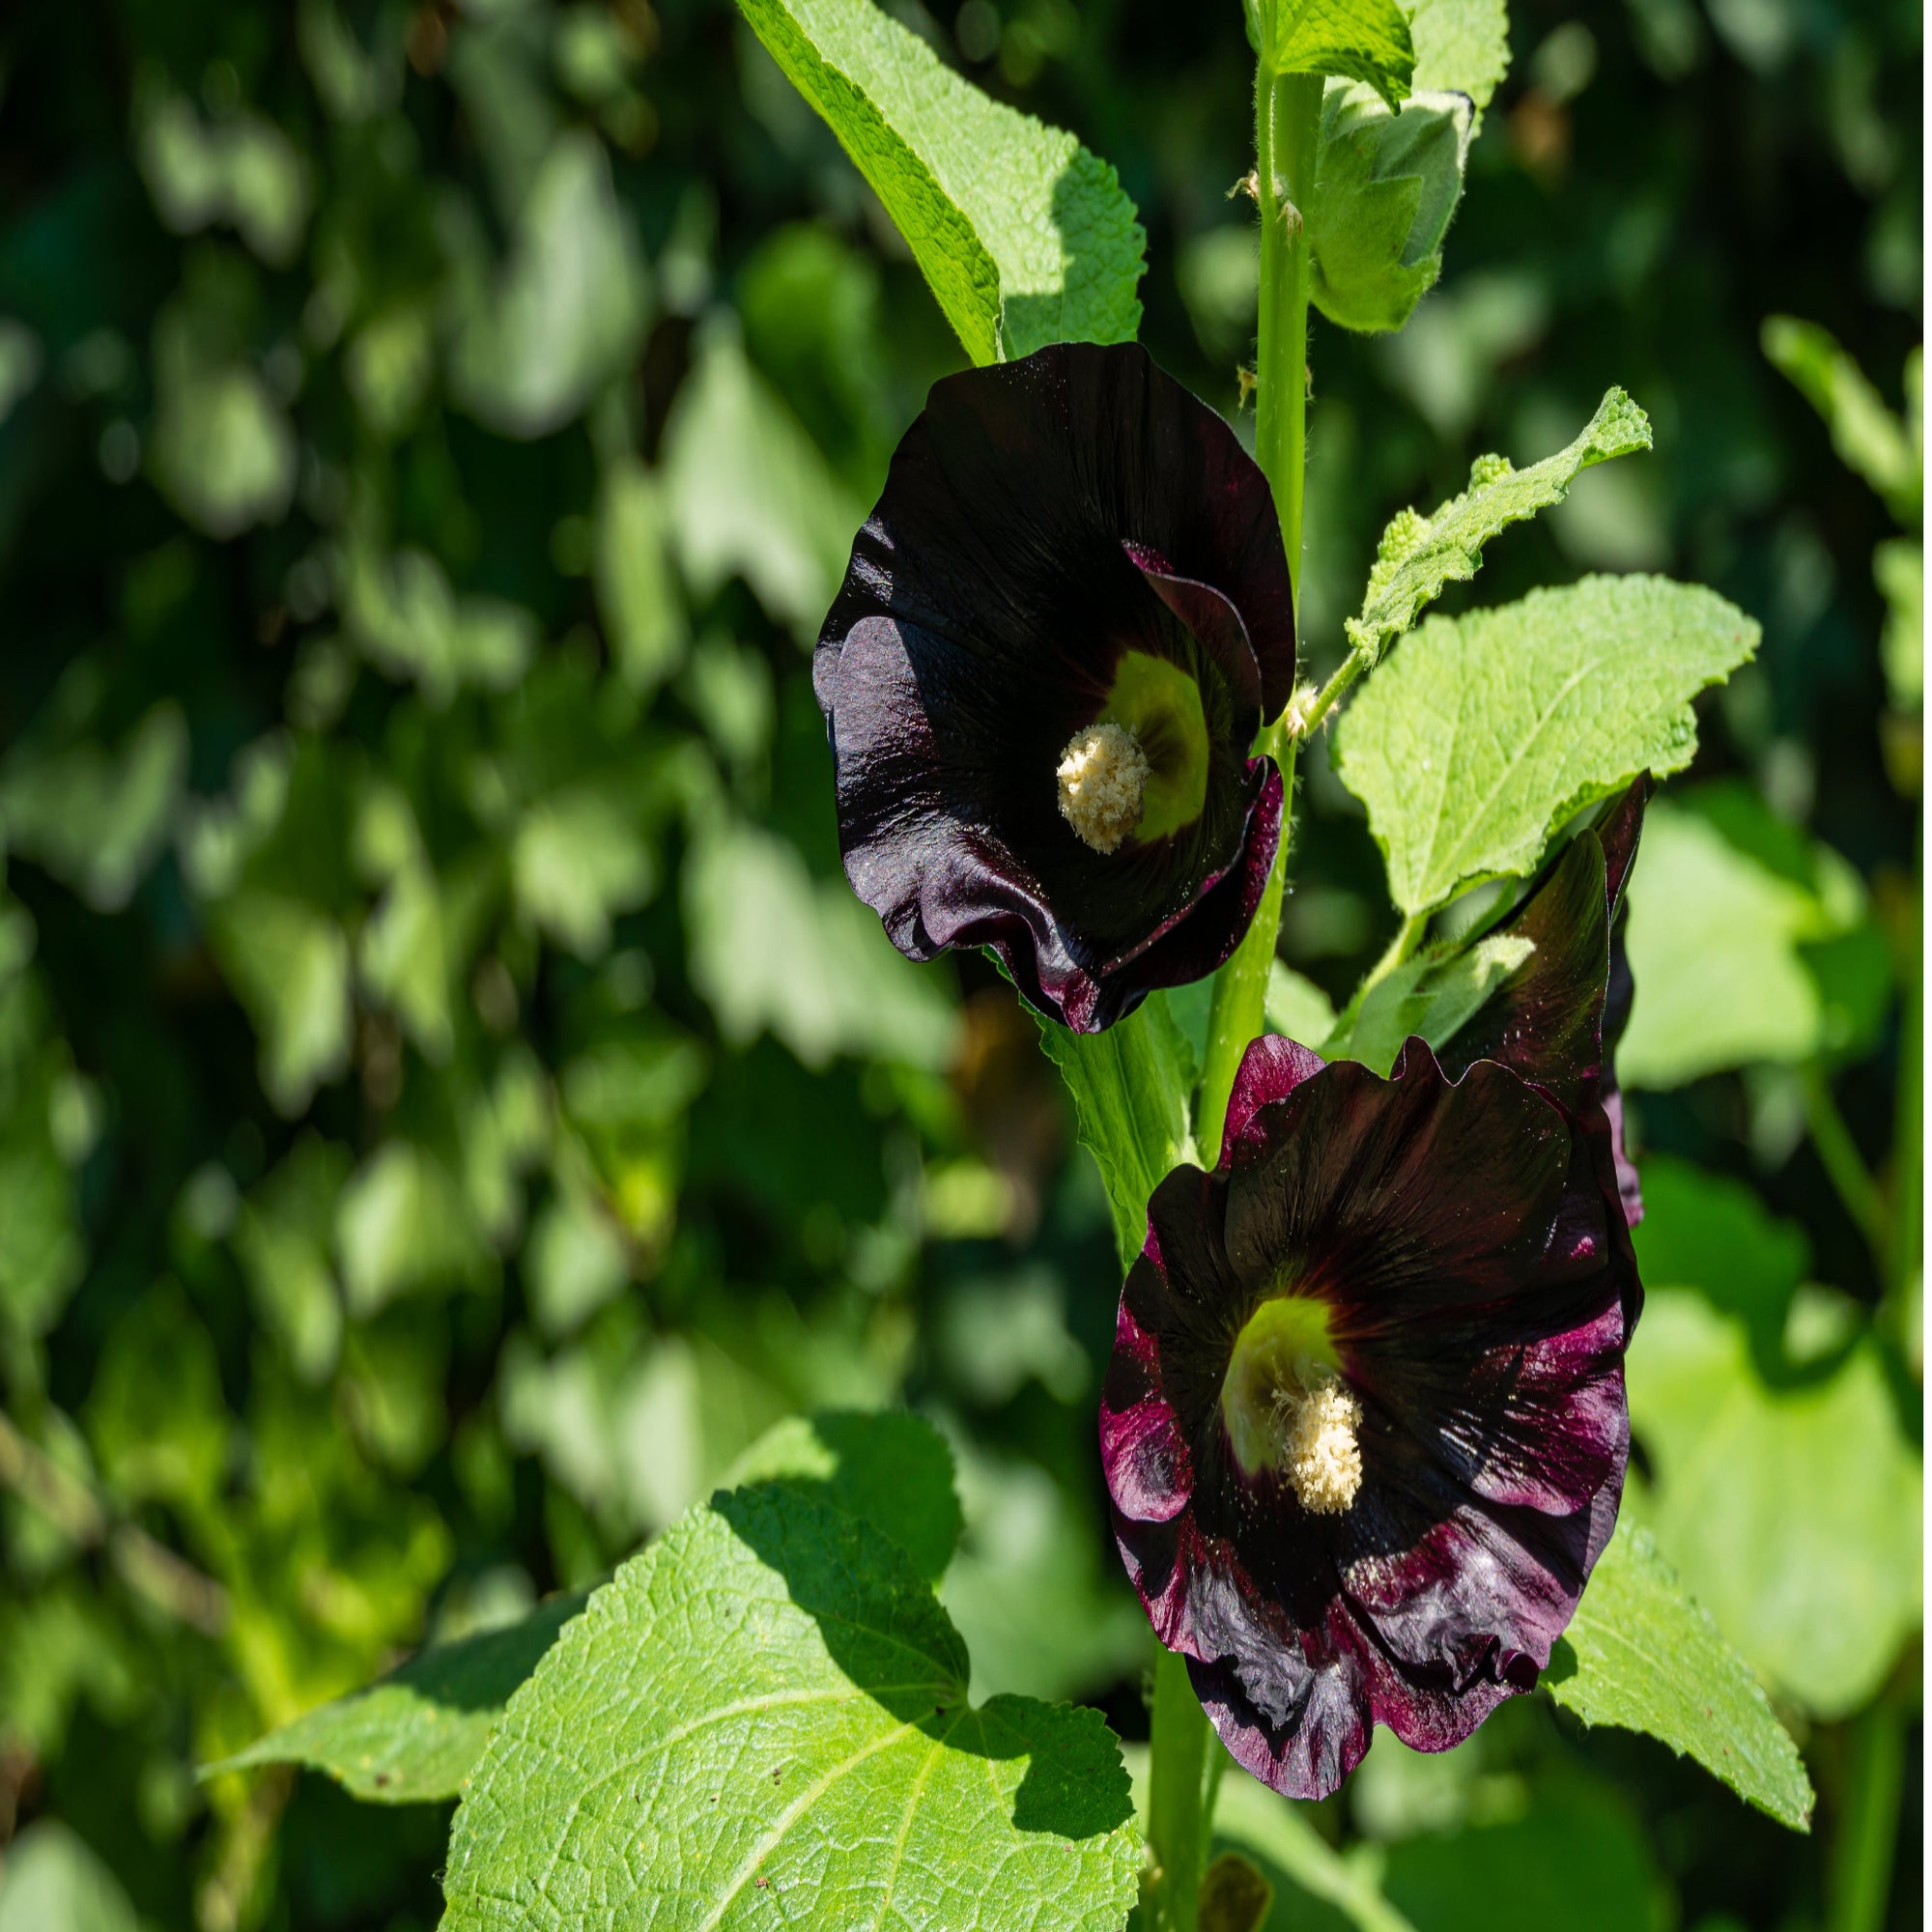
[[1334, 574, 1759, 916], [1761, 317, 1920, 525], [0, 1820, 143, 1932], [1406, 0, 1511, 108], [450, 130, 650, 440], [736, 0, 1145, 364], [1547, 1520, 1813, 1831], [440, 1487, 1143, 1930], [1344, 388, 1654, 660], [724, 1410, 964, 1585], [208, 1591, 587, 1804], [1628, 1291, 1922, 1718], [1257, 0, 1417, 106], [1620, 789, 1890, 1087]]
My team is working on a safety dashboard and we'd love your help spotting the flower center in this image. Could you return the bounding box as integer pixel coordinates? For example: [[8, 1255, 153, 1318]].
[[1057, 722, 1150, 853], [1219, 1294, 1363, 1515], [1056, 650, 1212, 856]]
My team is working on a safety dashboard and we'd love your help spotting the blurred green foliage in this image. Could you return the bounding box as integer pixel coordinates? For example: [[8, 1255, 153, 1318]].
[[0, 0, 1918, 1928]]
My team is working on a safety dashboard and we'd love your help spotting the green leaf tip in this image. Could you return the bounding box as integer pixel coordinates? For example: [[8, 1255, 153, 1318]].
[[1345, 385, 1655, 658], [1548, 1520, 1815, 1833], [1263, 0, 1417, 105], [735, 0, 1145, 368]]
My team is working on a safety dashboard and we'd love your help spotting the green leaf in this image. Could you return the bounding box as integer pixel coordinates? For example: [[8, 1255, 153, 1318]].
[[661, 331, 866, 636], [595, 458, 689, 694], [1345, 388, 1654, 660], [1406, 0, 1512, 109], [1761, 317, 1920, 525], [1208, 1764, 1419, 1932], [449, 130, 650, 440], [203, 890, 354, 1117], [1546, 1520, 1813, 1831], [1264, 960, 1338, 1048], [1334, 574, 1759, 917], [1619, 788, 1890, 1088], [1631, 1154, 1807, 1370], [440, 1487, 1142, 1930], [1326, 923, 1537, 1073], [1627, 1289, 1922, 1718], [0, 1820, 143, 1932], [206, 1592, 587, 1804], [1260, 0, 1417, 106], [735, 0, 1145, 365], [1874, 534, 1922, 708], [1035, 992, 1199, 1268], [1308, 82, 1472, 334], [684, 817, 960, 1072], [724, 1410, 964, 1584]]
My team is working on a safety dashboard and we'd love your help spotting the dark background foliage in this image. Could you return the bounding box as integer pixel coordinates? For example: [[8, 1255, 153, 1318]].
[[0, 1, 1918, 1928]]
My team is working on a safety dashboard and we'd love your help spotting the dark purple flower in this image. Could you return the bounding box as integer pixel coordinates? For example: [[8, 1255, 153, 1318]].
[[1435, 779, 1650, 1236], [1100, 1033, 1635, 1800], [813, 342, 1297, 1033]]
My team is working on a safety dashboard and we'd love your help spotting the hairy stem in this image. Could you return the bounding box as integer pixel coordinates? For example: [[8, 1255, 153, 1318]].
[[1147, 1647, 1215, 1932], [1196, 68, 1322, 1162]]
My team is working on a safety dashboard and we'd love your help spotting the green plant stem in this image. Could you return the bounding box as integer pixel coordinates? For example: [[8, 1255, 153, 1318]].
[[1156, 64, 1324, 1923], [1254, 70, 1321, 592], [1827, 1692, 1906, 1932], [1195, 67, 1322, 1161], [1147, 1647, 1214, 1932], [1198, 729, 1295, 1160], [1800, 1060, 1888, 1261], [1297, 639, 1376, 738]]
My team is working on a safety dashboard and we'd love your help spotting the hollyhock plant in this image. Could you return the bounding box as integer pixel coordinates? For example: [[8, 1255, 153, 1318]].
[[1100, 1026, 1638, 1800], [813, 340, 1297, 1033]]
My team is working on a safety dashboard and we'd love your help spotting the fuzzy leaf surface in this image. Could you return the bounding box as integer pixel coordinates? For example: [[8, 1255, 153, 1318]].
[[722, 1409, 964, 1584], [1345, 389, 1654, 659], [1260, 0, 1417, 106], [1035, 992, 1199, 1267], [1308, 81, 1471, 334], [440, 1487, 1142, 1929], [736, 0, 1144, 366], [1334, 574, 1760, 915], [209, 1592, 587, 1804], [1548, 1520, 1813, 1832], [1406, 0, 1511, 107]]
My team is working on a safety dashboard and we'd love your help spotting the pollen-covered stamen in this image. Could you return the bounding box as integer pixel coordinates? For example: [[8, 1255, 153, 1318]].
[[1057, 722, 1150, 854], [1220, 1292, 1365, 1514], [1273, 1375, 1363, 1515]]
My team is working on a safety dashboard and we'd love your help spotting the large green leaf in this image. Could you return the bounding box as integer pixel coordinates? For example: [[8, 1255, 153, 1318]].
[[1334, 574, 1759, 916], [723, 1410, 964, 1585], [1307, 82, 1472, 335], [1256, 0, 1417, 107], [1547, 1520, 1813, 1832], [1344, 389, 1654, 660], [1035, 992, 1199, 1267], [736, 0, 1144, 366], [440, 1487, 1142, 1929], [1627, 1290, 1922, 1718], [205, 1592, 587, 1804], [1619, 788, 1891, 1088]]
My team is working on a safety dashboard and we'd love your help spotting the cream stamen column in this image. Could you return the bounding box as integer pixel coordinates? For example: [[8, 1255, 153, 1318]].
[[1057, 722, 1149, 853]]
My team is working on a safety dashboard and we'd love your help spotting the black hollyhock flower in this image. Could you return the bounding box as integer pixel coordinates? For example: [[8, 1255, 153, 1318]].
[[1099, 1032, 1636, 1800], [813, 342, 1297, 1033], [1435, 779, 1650, 1234]]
